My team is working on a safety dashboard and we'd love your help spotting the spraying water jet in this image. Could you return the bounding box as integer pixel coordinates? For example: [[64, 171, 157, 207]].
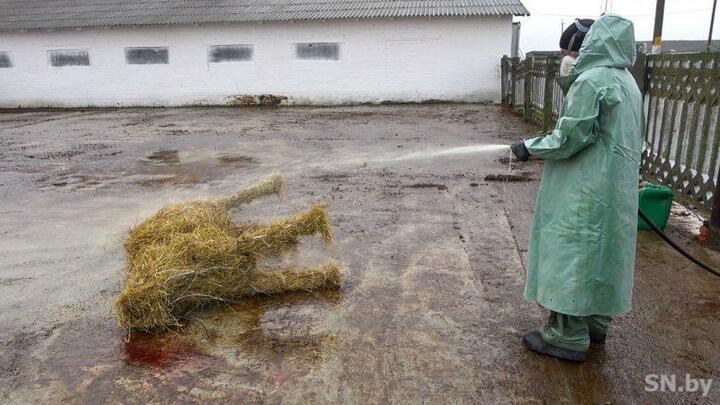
[[390, 144, 509, 162]]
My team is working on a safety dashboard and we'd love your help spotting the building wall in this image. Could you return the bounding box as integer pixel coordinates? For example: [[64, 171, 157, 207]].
[[0, 16, 512, 107]]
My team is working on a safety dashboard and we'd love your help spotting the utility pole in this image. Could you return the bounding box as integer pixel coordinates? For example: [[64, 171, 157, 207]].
[[652, 0, 665, 54], [709, 0, 718, 52], [511, 22, 521, 58]]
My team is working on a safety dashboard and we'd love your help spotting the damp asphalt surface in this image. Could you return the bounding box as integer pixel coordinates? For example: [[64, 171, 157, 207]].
[[0, 104, 718, 404]]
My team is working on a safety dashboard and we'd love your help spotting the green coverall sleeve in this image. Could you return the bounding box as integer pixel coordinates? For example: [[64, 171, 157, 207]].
[[523, 79, 605, 160]]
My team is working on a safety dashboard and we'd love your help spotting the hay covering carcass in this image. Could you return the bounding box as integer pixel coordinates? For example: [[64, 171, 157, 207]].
[[115, 172, 341, 331]]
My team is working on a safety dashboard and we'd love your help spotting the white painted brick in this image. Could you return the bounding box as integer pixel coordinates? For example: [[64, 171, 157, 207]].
[[0, 16, 512, 107]]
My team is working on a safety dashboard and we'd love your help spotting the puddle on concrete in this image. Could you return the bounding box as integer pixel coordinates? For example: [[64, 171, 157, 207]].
[[216, 153, 256, 166], [115, 288, 343, 373], [140, 150, 180, 166], [185, 289, 343, 374], [137, 149, 257, 178], [131, 149, 258, 187], [44, 149, 259, 190], [50, 174, 109, 189]]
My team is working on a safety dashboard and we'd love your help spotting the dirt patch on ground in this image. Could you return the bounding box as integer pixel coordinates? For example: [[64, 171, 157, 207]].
[[231, 95, 289, 107], [403, 183, 448, 191], [484, 173, 533, 182]]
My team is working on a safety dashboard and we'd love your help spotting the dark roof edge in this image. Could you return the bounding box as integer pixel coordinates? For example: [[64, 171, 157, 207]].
[[0, 11, 530, 33]]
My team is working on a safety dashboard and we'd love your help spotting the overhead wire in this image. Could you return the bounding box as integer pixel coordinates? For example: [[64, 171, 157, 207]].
[[526, 8, 713, 18]]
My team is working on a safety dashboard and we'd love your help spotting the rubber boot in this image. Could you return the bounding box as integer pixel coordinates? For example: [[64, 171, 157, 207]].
[[589, 330, 607, 345], [587, 315, 611, 345], [522, 331, 587, 362]]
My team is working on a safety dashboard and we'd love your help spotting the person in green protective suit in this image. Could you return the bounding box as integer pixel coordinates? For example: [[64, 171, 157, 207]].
[[510, 14, 644, 362]]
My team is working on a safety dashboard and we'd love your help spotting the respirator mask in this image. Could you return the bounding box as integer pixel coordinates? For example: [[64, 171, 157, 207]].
[[559, 55, 577, 77]]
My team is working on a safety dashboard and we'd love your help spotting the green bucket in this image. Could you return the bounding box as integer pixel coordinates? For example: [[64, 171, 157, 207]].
[[638, 183, 674, 230]]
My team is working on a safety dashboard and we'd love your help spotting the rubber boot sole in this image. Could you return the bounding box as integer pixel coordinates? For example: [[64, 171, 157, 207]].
[[522, 331, 587, 363]]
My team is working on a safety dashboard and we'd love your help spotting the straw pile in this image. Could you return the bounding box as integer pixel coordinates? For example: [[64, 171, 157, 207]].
[[115, 172, 341, 331]]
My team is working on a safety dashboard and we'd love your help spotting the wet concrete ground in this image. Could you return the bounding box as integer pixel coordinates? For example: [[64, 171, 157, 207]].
[[0, 105, 718, 404]]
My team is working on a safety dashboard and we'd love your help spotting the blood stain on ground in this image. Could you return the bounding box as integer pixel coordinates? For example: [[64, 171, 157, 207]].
[[123, 331, 200, 368]]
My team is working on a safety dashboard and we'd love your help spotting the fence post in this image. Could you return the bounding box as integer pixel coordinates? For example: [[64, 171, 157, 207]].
[[633, 52, 649, 94], [708, 167, 720, 249], [501, 56, 508, 106], [523, 56, 533, 121], [542, 56, 557, 131], [510, 57, 519, 108]]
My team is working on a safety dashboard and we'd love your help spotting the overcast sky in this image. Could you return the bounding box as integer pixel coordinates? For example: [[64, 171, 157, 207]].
[[515, 0, 720, 54]]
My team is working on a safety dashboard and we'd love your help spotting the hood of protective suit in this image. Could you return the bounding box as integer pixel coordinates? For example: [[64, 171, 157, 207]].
[[572, 14, 636, 74], [558, 14, 637, 92]]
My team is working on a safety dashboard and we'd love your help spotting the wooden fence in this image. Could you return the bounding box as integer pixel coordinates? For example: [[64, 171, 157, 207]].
[[500, 53, 720, 213]]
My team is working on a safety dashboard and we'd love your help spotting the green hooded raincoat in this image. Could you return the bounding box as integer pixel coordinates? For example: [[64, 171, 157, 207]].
[[523, 15, 644, 317]]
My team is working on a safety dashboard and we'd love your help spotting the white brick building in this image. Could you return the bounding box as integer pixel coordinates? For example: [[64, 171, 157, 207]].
[[0, 1, 528, 107]]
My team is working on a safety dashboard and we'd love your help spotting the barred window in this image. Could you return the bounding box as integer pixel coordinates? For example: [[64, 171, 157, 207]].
[[0, 52, 12, 68], [125, 47, 169, 65], [208, 45, 254, 63], [295, 43, 340, 61], [49, 50, 90, 67]]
